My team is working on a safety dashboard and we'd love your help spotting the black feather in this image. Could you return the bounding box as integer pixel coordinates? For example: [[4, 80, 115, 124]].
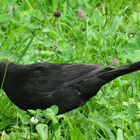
[[0, 61, 140, 114]]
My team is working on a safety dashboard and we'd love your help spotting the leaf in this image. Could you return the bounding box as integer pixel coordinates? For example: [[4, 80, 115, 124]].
[[130, 134, 140, 140], [95, 121, 115, 140], [126, 50, 140, 62], [124, 43, 138, 52], [128, 105, 137, 119], [43, 105, 59, 124], [1, 130, 6, 140], [71, 128, 85, 140], [50, 105, 59, 114], [92, 9, 105, 26], [135, 34, 140, 47], [17, 110, 30, 125], [36, 124, 48, 140], [114, 0, 123, 11], [124, 42, 140, 61], [111, 16, 123, 32], [117, 129, 124, 140], [0, 13, 10, 24]]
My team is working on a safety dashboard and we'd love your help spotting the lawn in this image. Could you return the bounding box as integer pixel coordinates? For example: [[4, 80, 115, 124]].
[[0, 0, 140, 139]]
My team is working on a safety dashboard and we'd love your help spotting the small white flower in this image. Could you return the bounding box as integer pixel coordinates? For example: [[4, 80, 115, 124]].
[[30, 116, 38, 124]]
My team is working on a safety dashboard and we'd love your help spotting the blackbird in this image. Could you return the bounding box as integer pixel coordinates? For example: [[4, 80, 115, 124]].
[[0, 61, 140, 114]]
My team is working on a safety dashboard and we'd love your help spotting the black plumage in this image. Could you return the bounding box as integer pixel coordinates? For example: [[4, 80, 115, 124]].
[[0, 61, 140, 114]]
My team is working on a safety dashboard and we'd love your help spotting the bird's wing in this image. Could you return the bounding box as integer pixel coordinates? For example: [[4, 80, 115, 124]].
[[21, 86, 84, 113], [22, 63, 104, 97], [25, 63, 103, 86], [60, 64, 105, 85]]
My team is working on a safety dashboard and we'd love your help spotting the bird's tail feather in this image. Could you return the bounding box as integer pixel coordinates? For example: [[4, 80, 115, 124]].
[[100, 61, 140, 82]]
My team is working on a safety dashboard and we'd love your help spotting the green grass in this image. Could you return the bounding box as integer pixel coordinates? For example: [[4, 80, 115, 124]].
[[0, 0, 140, 139]]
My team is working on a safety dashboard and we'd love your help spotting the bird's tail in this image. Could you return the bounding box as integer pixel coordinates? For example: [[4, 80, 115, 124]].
[[100, 61, 140, 82]]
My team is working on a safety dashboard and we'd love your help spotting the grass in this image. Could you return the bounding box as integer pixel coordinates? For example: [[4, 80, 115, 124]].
[[0, 0, 140, 139]]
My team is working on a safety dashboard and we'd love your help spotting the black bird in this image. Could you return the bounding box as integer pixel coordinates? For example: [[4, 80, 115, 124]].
[[0, 61, 140, 114]]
